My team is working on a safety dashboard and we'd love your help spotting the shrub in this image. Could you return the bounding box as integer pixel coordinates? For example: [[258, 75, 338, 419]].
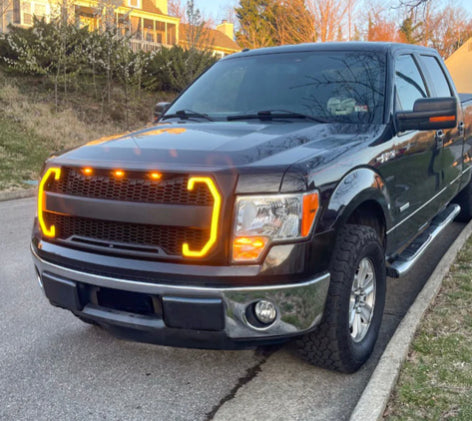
[[144, 46, 218, 92]]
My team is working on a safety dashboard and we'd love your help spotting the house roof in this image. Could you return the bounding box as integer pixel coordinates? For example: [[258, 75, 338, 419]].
[[140, 0, 164, 15], [179, 23, 240, 52], [445, 38, 472, 93]]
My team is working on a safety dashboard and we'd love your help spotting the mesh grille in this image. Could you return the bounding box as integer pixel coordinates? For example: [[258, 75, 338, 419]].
[[45, 213, 208, 257], [48, 167, 213, 206]]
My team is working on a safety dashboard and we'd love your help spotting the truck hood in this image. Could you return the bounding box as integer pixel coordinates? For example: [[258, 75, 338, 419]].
[[55, 121, 384, 172]]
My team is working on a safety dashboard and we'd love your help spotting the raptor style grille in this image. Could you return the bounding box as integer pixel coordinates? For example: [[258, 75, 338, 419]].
[[44, 213, 208, 257], [48, 167, 213, 206], [43, 167, 217, 258]]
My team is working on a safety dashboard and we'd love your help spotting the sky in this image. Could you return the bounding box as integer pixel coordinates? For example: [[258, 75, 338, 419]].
[[193, 0, 472, 26], [193, 0, 236, 23]]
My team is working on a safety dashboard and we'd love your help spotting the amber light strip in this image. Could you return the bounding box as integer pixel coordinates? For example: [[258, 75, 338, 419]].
[[182, 177, 221, 258], [38, 167, 61, 238], [429, 115, 456, 123]]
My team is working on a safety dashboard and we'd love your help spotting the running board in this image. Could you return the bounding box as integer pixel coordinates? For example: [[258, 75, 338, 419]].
[[387, 204, 460, 278]]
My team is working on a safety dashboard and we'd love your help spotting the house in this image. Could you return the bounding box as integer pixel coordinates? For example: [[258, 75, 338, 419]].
[[179, 21, 239, 59], [0, 0, 240, 57], [445, 38, 472, 93]]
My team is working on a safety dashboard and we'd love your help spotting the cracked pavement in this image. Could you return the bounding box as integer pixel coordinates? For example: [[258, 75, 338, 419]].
[[0, 198, 464, 420]]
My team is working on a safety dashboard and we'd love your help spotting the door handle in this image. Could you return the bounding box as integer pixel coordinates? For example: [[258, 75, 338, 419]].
[[459, 121, 465, 136], [435, 130, 445, 148]]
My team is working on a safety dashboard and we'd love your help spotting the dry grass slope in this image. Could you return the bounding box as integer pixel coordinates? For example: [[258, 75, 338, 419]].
[[0, 83, 119, 152], [0, 76, 161, 191]]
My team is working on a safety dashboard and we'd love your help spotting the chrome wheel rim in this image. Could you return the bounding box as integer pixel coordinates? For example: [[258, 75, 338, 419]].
[[349, 257, 376, 343]]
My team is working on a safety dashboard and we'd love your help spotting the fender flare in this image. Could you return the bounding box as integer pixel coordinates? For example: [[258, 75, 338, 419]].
[[317, 167, 393, 233]]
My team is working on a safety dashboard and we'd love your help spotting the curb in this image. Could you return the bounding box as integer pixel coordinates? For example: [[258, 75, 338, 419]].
[[0, 188, 36, 202], [350, 218, 472, 421]]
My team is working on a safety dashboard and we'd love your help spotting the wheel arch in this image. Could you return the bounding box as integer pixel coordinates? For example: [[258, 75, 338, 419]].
[[318, 168, 392, 247]]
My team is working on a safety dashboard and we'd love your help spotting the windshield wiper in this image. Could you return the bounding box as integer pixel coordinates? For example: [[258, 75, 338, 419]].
[[162, 109, 214, 121], [227, 110, 328, 123]]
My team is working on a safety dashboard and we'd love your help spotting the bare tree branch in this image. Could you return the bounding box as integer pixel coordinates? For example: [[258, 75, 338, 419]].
[[395, 0, 430, 12], [0, 0, 13, 19]]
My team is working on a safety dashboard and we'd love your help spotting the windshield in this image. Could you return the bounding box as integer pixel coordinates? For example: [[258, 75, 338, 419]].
[[165, 50, 387, 124]]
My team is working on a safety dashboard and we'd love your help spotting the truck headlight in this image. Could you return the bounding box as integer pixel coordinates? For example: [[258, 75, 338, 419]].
[[232, 191, 320, 263]]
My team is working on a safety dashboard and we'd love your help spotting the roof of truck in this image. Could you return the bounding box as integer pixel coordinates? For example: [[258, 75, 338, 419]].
[[224, 42, 438, 60]]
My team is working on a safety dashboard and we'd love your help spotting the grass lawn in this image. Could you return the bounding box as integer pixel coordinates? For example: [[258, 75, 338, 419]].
[[0, 115, 51, 190], [0, 73, 171, 191], [385, 236, 472, 420]]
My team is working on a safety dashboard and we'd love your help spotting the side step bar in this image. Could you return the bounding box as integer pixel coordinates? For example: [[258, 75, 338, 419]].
[[387, 204, 461, 278]]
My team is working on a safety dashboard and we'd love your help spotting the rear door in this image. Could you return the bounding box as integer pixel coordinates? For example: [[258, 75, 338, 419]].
[[418, 54, 463, 203]]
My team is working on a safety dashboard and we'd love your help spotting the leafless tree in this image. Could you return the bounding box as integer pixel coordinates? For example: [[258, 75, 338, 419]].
[[397, 0, 430, 11], [307, 0, 349, 42], [0, 0, 11, 16], [0, 0, 12, 21]]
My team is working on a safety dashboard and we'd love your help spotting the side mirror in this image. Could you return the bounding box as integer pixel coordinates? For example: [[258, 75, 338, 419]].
[[396, 97, 457, 132], [154, 102, 171, 122]]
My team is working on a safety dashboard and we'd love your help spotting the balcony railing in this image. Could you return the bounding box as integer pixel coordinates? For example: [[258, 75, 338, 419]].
[[130, 39, 171, 53]]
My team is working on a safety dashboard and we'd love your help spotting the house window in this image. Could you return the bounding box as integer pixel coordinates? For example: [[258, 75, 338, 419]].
[[128, 0, 140, 8], [22, 1, 32, 25], [13, 0, 20, 24]]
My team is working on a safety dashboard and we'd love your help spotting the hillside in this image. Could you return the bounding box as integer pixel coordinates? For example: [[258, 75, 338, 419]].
[[0, 74, 170, 191]]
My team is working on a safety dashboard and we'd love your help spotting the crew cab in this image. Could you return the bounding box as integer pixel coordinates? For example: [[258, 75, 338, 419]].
[[32, 42, 472, 373]]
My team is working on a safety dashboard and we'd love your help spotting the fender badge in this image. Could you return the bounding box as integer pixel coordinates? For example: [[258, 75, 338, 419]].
[[376, 150, 397, 164]]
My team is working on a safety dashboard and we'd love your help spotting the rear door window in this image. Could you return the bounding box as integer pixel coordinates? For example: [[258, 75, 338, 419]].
[[420, 55, 452, 97], [395, 55, 429, 111]]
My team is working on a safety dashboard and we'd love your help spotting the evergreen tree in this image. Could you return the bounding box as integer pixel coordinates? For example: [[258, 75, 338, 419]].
[[269, 0, 316, 45], [185, 0, 212, 50], [399, 14, 422, 44], [235, 0, 277, 49]]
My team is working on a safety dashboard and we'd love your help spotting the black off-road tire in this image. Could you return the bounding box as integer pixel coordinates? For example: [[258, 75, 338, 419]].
[[297, 224, 386, 373], [454, 178, 472, 222]]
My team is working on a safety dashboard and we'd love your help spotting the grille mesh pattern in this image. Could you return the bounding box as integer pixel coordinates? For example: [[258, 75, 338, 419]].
[[45, 213, 208, 256], [48, 168, 213, 206], [44, 167, 216, 257]]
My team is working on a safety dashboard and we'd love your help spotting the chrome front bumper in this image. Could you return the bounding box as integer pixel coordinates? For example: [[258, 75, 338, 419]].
[[32, 245, 330, 343]]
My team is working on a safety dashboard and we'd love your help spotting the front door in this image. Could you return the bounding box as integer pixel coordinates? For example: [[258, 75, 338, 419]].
[[387, 54, 442, 245]]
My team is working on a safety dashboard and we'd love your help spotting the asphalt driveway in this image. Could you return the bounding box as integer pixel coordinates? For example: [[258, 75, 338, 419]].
[[0, 197, 464, 420]]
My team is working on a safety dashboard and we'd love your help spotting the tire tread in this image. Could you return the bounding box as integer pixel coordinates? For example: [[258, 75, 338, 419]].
[[297, 224, 385, 373]]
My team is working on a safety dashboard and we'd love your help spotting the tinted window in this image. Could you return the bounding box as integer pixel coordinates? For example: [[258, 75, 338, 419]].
[[395, 55, 428, 111], [166, 51, 387, 124], [421, 55, 452, 97]]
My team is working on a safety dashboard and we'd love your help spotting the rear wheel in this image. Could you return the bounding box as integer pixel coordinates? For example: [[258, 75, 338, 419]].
[[297, 224, 386, 373], [454, 178, 472, 222]]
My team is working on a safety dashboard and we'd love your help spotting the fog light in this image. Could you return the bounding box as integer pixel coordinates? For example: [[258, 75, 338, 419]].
[[254, 300, 277, 324]]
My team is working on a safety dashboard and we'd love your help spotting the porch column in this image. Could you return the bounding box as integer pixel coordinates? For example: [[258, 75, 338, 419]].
[[165, 21, 168, 46], [153, 19, 156, 43]]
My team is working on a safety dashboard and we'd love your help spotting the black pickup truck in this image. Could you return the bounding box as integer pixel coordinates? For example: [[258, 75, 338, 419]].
[[32, 42, 472, 373]]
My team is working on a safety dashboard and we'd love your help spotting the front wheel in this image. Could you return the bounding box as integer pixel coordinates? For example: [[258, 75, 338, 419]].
[[297, 224, 386, 373]]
